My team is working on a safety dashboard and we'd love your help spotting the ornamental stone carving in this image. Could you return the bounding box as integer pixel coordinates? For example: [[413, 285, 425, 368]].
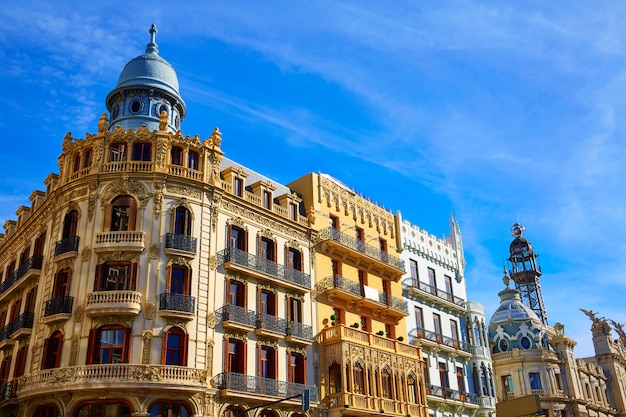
[[142, 332, 153, 365], [92, 316, 134, 328], [144, 302, 156, 320], [73, 305, 84, 322], [207, 313, 217, 329], [100, 176, 150, 208], [149, 243, 160, 259], [209, 256, 218, 270], [166, 184, 201, 199], [70, 334, 80, 366]]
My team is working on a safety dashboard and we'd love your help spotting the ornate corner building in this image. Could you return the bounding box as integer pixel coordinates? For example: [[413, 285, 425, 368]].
[[488, 224, 626, 417], [398, 214, 497, 417], [0, 25, 319, 417]]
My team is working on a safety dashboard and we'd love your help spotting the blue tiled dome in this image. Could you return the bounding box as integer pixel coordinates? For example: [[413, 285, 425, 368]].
[[115, 51, 180, 98], [489, 288, 541, 325]]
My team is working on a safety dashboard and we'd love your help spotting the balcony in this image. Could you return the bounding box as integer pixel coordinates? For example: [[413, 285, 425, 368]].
[[9, 312, 34, 339], [405, 278, 466, 313], [0, 325, 13, 349], [0, 380, 17, 402], [42, 296, 74, 324], [215, 305, 257, 332], [413, 329, 472, 358], [317, 228, 405, 280], [0, 255, 43, 298], [326, 392, 425, 416], [164, 233, 197, 257], [158, 293, 195, 320], [85, 291, 142, 316], [286, 321, 313, 345], [321, 324, 421, 357], [17, 364, 208, 396], [103, 160, 154, 173], [316, 275, 409, 321], [255, 312, 287, 339], [93, 231, 145, 253], [53, 236, 80, 260], [426, 384, 478, 405], [212, 372, 318, 402], [218, 248, 311, 291]]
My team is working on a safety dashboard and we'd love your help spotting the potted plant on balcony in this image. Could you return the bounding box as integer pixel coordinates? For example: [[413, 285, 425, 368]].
[[376, 330, 384, 336], [397, 336, 404, 342], [330, 314, 336, 326], [353, 323, 360, 329]]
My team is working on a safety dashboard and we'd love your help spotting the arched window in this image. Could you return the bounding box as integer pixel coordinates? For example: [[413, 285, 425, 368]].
[[87, 326, 131, 364], [408, 374, 419, 403], [148, 402, 190, 417], [170, 146, 183, 166], [174, 206, 192, 235], [353, 362, 365, 394], [106, 195, 137, 231], [259, 411, 278, 417], [62, 210, 79, 239], [381, 367, 393, 399], [42, 331, 63, 369], [34, 404, 60, 417], [75, 400, 131, 417], [329, 362, 342, 393], [162, 327, 188, 366], [223, 406, 244, 417], [83, 149, 93, 169]]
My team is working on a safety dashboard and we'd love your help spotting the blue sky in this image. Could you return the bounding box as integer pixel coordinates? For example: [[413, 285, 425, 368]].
[[1, 2, 625, 356]]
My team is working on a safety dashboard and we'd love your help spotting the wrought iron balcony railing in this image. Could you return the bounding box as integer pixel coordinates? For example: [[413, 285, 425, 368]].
[[318, 228, 405, 270], [426, 383, 477, 404], [44, 296, 74, 317], [316, 275, 409, 313], [0, 255, 43, 295], [159, 293, 196, 314], [0, 325, 10, 343], [257, 312, 286, 335], [10, 312, 34, 335], [212, 372, 318, 402], [407, 279, 466, 308], [415, 329, 470, 352], [0, 380, 17, 401], [54, 236, 80, 257], [286, 321, 313, 340], [215, 305, 257, 328], [218, 248, 311, 288], [165, 233, 197, 254]]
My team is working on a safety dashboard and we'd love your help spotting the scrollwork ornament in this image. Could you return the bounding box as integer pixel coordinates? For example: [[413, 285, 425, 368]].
[[74, 305, 85, 322], [81, 247, 91, 262], [70, 334, 80, 366]]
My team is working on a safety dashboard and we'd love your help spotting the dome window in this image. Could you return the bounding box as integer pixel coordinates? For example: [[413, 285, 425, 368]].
[[498, 338, 509, 352], [520, 336, 532, 349], [130, 100, 142, 114], [159, 104, 168, 115]]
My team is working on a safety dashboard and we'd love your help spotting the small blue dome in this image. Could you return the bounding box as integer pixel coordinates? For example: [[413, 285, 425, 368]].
[[489, 288, 541, 325], [106, 24, 186, 133]]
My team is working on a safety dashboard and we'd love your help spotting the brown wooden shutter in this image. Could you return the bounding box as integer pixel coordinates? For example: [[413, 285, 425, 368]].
[[94, 264, 102, 291], [104, 204, 112, 230], [130, 263, 138, 290], [180, 332, 189, 366], [122, 327, 131, 363], [87, 328, 98, 365]]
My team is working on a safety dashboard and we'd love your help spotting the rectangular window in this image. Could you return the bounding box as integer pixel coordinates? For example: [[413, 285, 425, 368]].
[[234, 178, 243, 197], [228, 281, 245, 307], [360, 315, 370, 332], [263, 191, 272, 209], [188, 151, 199, 170], [332, 306, 344, 325], [329, 215, 339, 229], [428, 267, 437, 293], [110, 143, 126, 162], [230, 226, 246, 251], [289, 203, 298, 220], [170, 146, 183, 166], [502, 374, 514, 392], [289, 352, 305, 384], [260, 237, 275, 261], [260, 290, 276, 316], [226, 339, 245, 374], [96, 263, 137, 291], [444, 275, 453, 300], [169, 265, 190, 294], [385, 323, 395, 339], [529, 372, 542, 390], [439, 362, 449, 389], [131, 142, 151, 161], [83, 149, 93, 168], [456, 366, 465, 392], [410, 260, 418, 280], [331, 259, 341, 277], [450, 320, 459, 344], [415, 307, 423, 336], [288, 297, 302, 323], [287, 248, 302, 271], [92, 327, 130, 364], [379, 238, 387, 253], [259, 346, 276, 379], [433, 313, 442, 339]]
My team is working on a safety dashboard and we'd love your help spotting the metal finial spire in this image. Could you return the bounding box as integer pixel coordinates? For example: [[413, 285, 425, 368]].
[[146, 24, 159, 54]]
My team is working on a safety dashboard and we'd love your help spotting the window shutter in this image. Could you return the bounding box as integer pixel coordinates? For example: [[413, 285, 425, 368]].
[[41, 337, 50, 370], [300, 250, 304, 272], [123, 327, 131, 363], [257, 234, 262, 257], [129, 200, 137, 231], [161, 330, 169, 364], [272, 240, 277, 262], [166, 264, 172, 292], [87, 328, 98, 365], [104, 204, 112, 230], [243, 229, 248, 252], [180, 332, 189, 366], [94, 264, 103, 291], [131, 263, 138, 290]]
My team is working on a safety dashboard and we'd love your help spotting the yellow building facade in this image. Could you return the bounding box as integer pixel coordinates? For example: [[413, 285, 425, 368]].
[[289, 173, 428, 417]]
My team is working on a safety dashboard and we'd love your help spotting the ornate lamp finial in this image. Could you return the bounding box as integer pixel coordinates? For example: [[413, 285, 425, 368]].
[[146, 24, 159, 54]]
